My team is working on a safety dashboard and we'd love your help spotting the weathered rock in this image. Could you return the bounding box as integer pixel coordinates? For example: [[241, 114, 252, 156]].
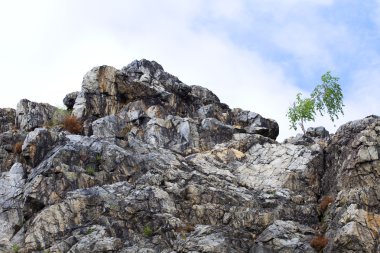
[[72, 60, 279, 140], [21, 128, 65, 168], [321, 115, 380, 253], [306, 126, 330, 139], [0, 60, 378, 252], [63, 91, 79, 110], [0, 108, 16, 133], [0, 163, 25, 247], [0, 131, 26, 172], [16, 99, 57, 131], [255, 220, 315, 253], [232, 109, 279, 140]]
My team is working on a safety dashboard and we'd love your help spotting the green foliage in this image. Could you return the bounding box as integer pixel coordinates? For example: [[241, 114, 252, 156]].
[[11, 244, 20, 253], [85, 166, 96, 176], [287, 93, 316, 133], [143, 225, 153, 237], [287, 71, 344, 133], [311, 71, 344, 122], [85, 227, 96, 235]]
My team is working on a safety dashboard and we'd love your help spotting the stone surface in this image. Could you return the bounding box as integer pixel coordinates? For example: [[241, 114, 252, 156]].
[[63, 91, 79, 110], [0, 108, 16, 133], [321, 115, 380, 253], [0, 60, 378, 252], [16, 99, 57, 131], [0, 131, 26, 172]]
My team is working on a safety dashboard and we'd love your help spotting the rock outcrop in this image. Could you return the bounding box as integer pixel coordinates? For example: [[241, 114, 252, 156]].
[[0, 59, 378, 252]]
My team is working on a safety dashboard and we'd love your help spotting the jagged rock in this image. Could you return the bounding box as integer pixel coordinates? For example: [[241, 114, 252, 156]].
[[16, 99, 57, 131], [321, 115, 380, 253], [255, 220, 315, 253], [0, 60, 378, 252], [0, 131, 26, 172], [306, 126, 329, 138], [21, 128, 65, 168], [72, 60, 279, 140], [63, 91, 79, 110], [0, 163, 25, 247], [92, 115, 125, 138], [0, 108, 16, 133], [232, 109, 279, 140]]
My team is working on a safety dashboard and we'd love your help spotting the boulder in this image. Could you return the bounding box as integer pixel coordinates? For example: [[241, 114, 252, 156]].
[[232, 109, 279, 140], [321, 115, 380, 253], [15, 99, 56, 131], [63, 91, 79, 110], [0, 108, 16, 133]]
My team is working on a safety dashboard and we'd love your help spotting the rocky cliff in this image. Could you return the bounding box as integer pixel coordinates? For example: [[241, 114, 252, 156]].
[[0, 59, 379, 253]]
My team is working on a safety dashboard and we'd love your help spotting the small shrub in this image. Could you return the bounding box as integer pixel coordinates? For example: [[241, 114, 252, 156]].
[[85, 227, 95, 235], [52, 108, 70, 126], [175, 223, 195, 233], [143, 225, 153, 237], [13, 142, 23, 154], [11, 244, 20, 253], [85, 166, 96, 176], [319, 196, 334, 213], [310, 235, 328, 251], [96, 154, 102, 162], [63, 115, 83, 134]]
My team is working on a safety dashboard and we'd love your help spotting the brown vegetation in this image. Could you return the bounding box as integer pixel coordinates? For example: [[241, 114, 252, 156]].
[[175, 223, 195, 234], [63, 115, 83, 134], [310, 235, 328, 251], [13, 142, 23, 154], [319, 195, 334, 213]]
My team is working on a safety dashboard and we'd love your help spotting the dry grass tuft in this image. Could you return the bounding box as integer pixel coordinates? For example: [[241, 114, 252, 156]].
[[63, 115, 83, 134], [310, 235, 328, 251], [13, 142, 23, 154], [175, 223, 195, 233], [319, 195, 334, 213]]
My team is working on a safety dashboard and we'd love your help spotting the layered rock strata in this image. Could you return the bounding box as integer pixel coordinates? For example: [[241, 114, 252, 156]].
[[0, 60, 378, 253]]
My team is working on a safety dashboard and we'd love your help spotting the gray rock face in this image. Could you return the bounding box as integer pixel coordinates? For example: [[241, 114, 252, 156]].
[[72, 60, 279, 140], [0, 108, 16, 133], [0, 60, 378, 252], [0, 131, 26, 172], [63, 91, 79, 110], [16, 99, 57, 131], [256, 220, 315, 252], [321, 115, 380, 253]]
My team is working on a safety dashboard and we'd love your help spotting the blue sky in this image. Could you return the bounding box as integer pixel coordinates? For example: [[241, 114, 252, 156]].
[[0, 0, 379, 140]]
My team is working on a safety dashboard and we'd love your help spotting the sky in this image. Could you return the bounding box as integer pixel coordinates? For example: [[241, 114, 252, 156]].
[[0, 0, 379, 141]]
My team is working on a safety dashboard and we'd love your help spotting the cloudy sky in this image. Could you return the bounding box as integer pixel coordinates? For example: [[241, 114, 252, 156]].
[[1, 0, 379, 140]]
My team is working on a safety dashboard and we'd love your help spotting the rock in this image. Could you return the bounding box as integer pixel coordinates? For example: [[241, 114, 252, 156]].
[[63, 91, 79, 110], [1, 60, 378, 252], [15, 99, 57, 131], [0, 131, 26, 172], [92, 115, 125, 138], [0, 163, 25, 246], [255, 220, 315, 253], [306, 126, 329, 138], [21, 128, 64, 168], [321, 115, 380, 253], [232, 109, 279, 140], [190, 85, 220, 105], [0, 108, 16, 133]]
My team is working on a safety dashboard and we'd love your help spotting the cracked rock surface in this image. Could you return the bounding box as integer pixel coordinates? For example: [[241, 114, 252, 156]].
[[0, 60, 379, 252]]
